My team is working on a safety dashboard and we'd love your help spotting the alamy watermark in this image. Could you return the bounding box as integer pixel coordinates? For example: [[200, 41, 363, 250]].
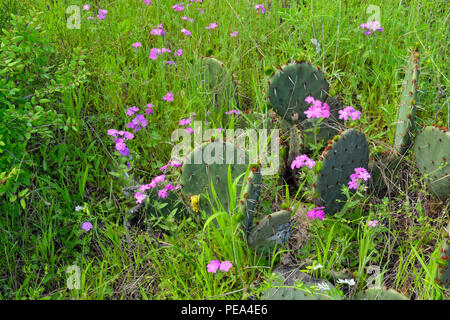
[[66, 265, 81, 289]]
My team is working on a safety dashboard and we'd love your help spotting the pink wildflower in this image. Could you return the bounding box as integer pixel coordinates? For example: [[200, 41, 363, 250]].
[[219, 260, 233, 272], [162, 92, 174, 102], [207, 260, 221, 273]]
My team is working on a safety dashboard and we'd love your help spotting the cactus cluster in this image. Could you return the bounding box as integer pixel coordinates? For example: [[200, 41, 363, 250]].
[[413, 126, 450, 200]]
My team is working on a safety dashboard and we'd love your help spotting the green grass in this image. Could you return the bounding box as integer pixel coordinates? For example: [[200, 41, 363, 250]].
[[0, 0, 448, 300]]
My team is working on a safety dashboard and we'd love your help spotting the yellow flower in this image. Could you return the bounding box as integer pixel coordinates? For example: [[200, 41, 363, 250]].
[[191, 195, 200, 212]]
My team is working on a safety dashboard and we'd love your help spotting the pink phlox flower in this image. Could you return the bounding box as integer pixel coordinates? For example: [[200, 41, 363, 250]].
[[230, 31, 239, 37], [368, 219, 379, 227], [207, 260, 221, 273], [360, 21, 383, 35], [158, 188, 168, 199], [97, 9, 108, 20], [226, 109, 240, 115], [219, 260, 233, 272], [181, 16, 194, 22], [304, 97, 330, 119], [339, 106, 361, 121], [151, 24, 165, 36], [134, 192, 147, 204], [153, 174, 166, 184], [83, 4, 90, 10], [132, 42, 142, 48], [181, 28, 192, 36], [185, 127, 194, 134], [162, 91, 174, 102], [172, 3, 185, 11], [255, 4, 265, 13], [126, 106, 139, 116], [144, 0, 151, 4], [146, 103, 154, 115], [174, 49, 183, 56], [126, 114, 148, 132], [205, 22, 217, 29], [307, 207, 326, 221], [165, 184, 175, 192], [291, 154, 316, 170], [81, 222, 93, 232]]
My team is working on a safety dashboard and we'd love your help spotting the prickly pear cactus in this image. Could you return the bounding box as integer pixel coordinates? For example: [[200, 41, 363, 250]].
[[394, 50, 419, 154], [262, 271, 342, 300], [354, 287, 409, 300], [201, 57, 237, 122], [314, 129, 369, 215], [248, 210, 292, 253], [268, 62, 329, 125], [435, 221, 450, 289], [236, 165, 262, 235], [287, 126, 304, 167], [302, 96, 344, 148], [180, 141, 260, 220], [414, 126, 450, 200]]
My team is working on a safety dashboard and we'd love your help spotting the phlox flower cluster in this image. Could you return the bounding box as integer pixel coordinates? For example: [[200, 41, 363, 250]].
[[255, 4, 265, 13], [179, 117, 194, 134], [107, 129, 135, 156], [304, 96, 330, 119], [144, 0, 151, 5], [367, 219, 379, 227], [338, 106, 361, 121], [291, 154, 316, 170], [348, 167, 371, 190], [97, 9, 108, 20], [160, 160, 182, 171], [207, 260, 233, 273], [150, 24, 166, 36], [181, 28, 192, 36], [307, 207, 326, 221], [360, 21, 383, 35], [134, 174, 181, 204]]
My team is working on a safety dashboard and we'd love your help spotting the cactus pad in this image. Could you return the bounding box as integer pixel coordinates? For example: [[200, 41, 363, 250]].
[[394, 50, 419, 154], [261, 270, 342, 300], [354, 287, 409, 300], [436, 221, 450, 289], [314, 129, 369, 215], [248, 210, 292, 253], [180, 141, 261, 221], [414, 126, 450, 200], [268, 62, 329, 125], [201, 57, 237, 121]]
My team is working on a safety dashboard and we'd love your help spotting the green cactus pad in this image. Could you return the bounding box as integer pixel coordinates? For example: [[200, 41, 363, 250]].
[[180, 141, 261, 221], [394, 50, 419, 154], [354, 287, 409, 300], [436, 221, 450, 289], [314, 129, 369, 215], [302, 96, 345, 147], [287, 126, 304, 167], [414, 126, 450, 200], [248, 210, 292, 254], [268, 62, 329, 125], [261, 271, 342, 300], [201, 57, 237, 122]]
